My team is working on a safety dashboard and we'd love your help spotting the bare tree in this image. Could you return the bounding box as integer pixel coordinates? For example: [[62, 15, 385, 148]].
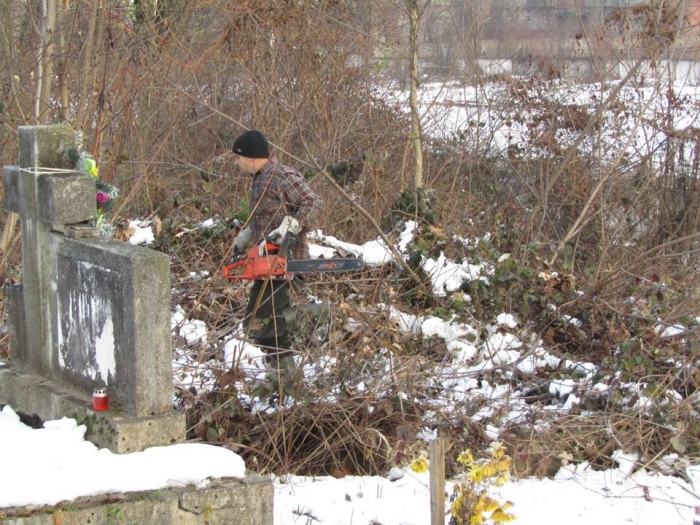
[[406, 0, 425, 192], [36, 0, 57, 123]]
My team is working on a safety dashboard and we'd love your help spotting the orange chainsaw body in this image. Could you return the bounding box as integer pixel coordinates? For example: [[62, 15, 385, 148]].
[[224, 243, 290, 280]]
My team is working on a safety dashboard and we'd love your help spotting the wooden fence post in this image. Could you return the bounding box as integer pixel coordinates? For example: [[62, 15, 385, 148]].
[[430, 437, 446, 525]]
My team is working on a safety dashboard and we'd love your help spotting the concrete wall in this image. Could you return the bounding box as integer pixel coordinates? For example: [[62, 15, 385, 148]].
[[619, 59, 700, 85], [0, 476, 273, 525]]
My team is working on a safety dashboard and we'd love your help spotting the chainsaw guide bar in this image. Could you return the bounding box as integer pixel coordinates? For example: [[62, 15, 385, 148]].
[[224, 242, 363, 280]]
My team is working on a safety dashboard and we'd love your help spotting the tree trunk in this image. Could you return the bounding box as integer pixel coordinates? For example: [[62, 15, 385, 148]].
[[36, 0, 57, 123], [74, 0, 101, 132], [407, 0, 423, 192]]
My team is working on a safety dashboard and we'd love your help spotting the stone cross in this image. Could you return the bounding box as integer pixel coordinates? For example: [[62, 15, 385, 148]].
[[1, 125, 184, 452]]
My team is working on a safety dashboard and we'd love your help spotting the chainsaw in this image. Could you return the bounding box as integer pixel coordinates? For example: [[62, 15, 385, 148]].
[[223, 241, 363, 281]]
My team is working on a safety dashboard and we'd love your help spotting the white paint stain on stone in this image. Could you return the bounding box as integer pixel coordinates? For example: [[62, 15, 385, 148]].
[[56, 260, 117, 385], [94, 314, 116, 384]]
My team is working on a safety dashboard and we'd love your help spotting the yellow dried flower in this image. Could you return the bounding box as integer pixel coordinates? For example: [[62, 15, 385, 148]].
[[467, 464, 486, 482], [490, 442, 505, 459], [494, 474, 510, 487], [458, 450, 475, 465], [496, 457, 512, 472], [469, 514, 484, 525], [483, 463, 497, 477], [473, 491, 487, 512], [450, 496, 463, 518], [491, 508, 516, 522], [409, 456, 429, 474], [450, 445, 515, 525], [482, 496, 500, 512]]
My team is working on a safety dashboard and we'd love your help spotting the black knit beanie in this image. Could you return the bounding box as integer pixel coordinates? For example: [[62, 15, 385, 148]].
[[232, 130, 270, 159]]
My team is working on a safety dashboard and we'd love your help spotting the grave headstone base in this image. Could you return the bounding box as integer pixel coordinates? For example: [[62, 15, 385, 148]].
[[0, 363, 185, 453]]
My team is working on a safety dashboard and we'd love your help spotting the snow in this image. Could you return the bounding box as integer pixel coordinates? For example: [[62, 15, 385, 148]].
[[274, 461, 700, 525], [1, 404, 698, 524], [127, 219, 155, 245], [172, 304, 208, 345], [393, 78, 700, 169], [0, 406, 245, 508]]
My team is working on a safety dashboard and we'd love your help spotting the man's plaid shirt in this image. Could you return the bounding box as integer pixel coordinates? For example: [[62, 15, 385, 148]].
[[248, 159, 323, 259]]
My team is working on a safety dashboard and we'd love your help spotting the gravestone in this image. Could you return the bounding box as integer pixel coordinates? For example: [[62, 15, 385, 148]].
[[0, 125, 185, 452]]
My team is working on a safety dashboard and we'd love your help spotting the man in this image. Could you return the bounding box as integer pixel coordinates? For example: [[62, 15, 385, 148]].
[[231, 130, 323, 371]]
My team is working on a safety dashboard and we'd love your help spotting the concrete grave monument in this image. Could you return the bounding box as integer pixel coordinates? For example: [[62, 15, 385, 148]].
[[0, 125, 273, 525], [0, 125, 184, 452]]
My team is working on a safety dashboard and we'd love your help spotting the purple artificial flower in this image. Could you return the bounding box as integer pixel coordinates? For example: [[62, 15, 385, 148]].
[[96, 192, 110, 208]]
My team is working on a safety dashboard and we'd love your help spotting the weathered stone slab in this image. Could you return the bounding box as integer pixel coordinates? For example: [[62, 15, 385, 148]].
[[174, 475, 274, 525], [81, 410, 186, 454], [59, 223, 101, 239], [3, 166, 21, 214], [49, 235, 172, 417], [37, 172, 95, 225], [177, 475, 273, 520], [5, 285, 26, 364], [18, 125, 76, 170], [0, 474, 273, 524], [0, 491, 178, 524], [13, 135, 70, 376]]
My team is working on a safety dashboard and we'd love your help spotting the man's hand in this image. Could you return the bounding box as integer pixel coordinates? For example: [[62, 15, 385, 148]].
[[233, 227, 253, 256], [266, 215, 301, 242]]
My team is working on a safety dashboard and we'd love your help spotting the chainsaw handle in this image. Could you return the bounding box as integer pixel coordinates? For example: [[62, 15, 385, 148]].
[[258, 241, 283, 255], [223, 259, 248, 280]]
